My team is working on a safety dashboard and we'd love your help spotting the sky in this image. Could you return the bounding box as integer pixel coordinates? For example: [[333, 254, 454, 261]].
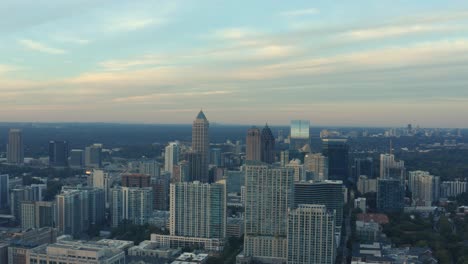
[[1, 0, 468, 127]]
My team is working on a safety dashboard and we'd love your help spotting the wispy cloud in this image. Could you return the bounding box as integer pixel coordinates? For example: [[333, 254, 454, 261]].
[[342, 24, 455, 40], [113, 90, 233, 103], [214, 28, 256, 40], [0, 64, 18, 75], [19, 39, 66, 54], [54, 36, 91, 45], [281, 8, 319, 17], [109, 17, 161, 31]]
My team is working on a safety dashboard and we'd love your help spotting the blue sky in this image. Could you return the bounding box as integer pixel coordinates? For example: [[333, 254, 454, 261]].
[[1, 0, 468, 127]]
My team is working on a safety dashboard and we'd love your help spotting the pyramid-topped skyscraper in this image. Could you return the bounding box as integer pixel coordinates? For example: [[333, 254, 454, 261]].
[[191, 110, 210, 182]]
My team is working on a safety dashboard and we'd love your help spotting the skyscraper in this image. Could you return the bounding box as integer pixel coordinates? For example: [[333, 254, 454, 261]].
[[170, 181, 226, 239], [111, 187, 153, 227], [56, 190, 89, 237], [49, 140, 69, 167], [246, 127, 261, 162], [379, 154, 405, 180], [260, 124, 275, 164], [140, 160, 161, 178], [294, 180, 344, 230], [408, 171, 440, 206], [287, 205, 336, 264], [85, 143, 102, 168], [192, 110, 210, 182], [91, 169, 111, 207], [186, 151, 203, 182], [377, 179, 404, 213], [243, 162, 294, 262], [7, 129, 24, 165], [0, 174, 9, 209], [164, 142, 179, 174], [69, 149, 84, 168], [352, 157, 374, 181], [304, 153, 328, 181], [290, 120, 310, 150], [322, 139, 349, 183]]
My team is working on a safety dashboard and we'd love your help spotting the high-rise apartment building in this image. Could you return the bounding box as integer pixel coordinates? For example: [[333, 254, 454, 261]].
[[379, 154, 405, 180], [85, 143, 102, 168], [122, 173, 151, 188], [0, 174, 9, 209], [69, 149, 84, 168], [440, 180, 468, 198], [111, 187, 153, 227], [165, 141, 179, 174], [246, 127, 261, 162], [290, 120, 310, 150], [21, 200, 56, 230], [139, 160, 161, 178], [152, 172, 170, 210], [91, 169, 111, 207], [322, 139, 349, 182], [170, 181, 226, 239], [294, 180, 344, 230], [243, 163, 294, 262], [304, 153, 328, 181], [7, 129, 24, 165], [48, 140, 69, 167], [192, 110, 210, 182], [287, 204, 336, 264], [56, 190, 89, 237], [408, 171, 440, 206]]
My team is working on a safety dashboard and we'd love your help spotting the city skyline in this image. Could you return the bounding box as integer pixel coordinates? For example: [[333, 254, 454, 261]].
[[1, 1, 468, 127]]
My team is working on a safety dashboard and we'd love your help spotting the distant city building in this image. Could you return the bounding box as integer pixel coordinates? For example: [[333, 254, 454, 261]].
[[304, 153, 328, 181], [377, 179, 404, 213], [7, 129, 24, 165], [379, 154, 405, 180], [294, 180, 344, 230], [192, 110, 210, 182], [352, 157, 374, 182], [280, 150, 290, 166], [20, 200, 55, 230], [408, 171, 440, 206], [287, 204, 336, 264], [7, 227, 57, 264], [186, 151, 203, 182], [172, 160, 190, 183], [290, 120, 310, 150], [140, 160, 161, 178], [69, 149, 84, 168], [56, 189, 90, 237], [210, 148, 222, 166], [226, 170, 244, 194], [246, 127, 261, 162], [111, 186, 153, 227], [242, 163, 294, 262], [440, 180, 468, 198], [85, 143, 102, 168], [357, 175, 378, 194], [322, 139, 349, 183], [48, 140, 69, 167], [122, 173, 151, 188], [261, 124, 275, 164], [287, 159, 305, 182], [0, 174, 9, 209], [152, 172, 170, 211], [91, 169, 111, 207], [354, 197, 367, 213], [165, 142, 180, 174]]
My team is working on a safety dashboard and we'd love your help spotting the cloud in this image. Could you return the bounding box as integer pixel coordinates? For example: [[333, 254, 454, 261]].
[[342, 24, 455, 40], [112, 90, 234, 103], [54, 36, 91, 45], [214, 28, 256, 40], [19, 39, 66, 54], [0, 64, 18, 75], [281, 8, 319, 17], [109, 17, 161, 31]]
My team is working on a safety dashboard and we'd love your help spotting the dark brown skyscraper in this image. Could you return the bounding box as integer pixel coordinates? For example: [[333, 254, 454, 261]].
[[261, 124, 275, 164], [246, 127, 261, 162], [192, 110, 209, 182]]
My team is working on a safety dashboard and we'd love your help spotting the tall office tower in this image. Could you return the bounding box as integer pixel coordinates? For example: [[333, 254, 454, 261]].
[[152, 172, 170, 210], [122, 173, 151, 187], [7, 129, 24, 165], [111, 187, 153, 227], [170, 181, 226, 239], [243, 163, 294, 262], [377, 179, 404, 213], [48, 140, 69, 167], [304, 153, 328, 181], [164, 142, 179, 174], [172, 161, 190, 183], [91, 169, 111, 207], [379, 154, 405, 180], [192, 110, 210, 182], [246, 127, 262, 162], [140, 160, 161, 178], [287, 159, 305, 182], [211, 148, 222, 166], [85, 143, 102, 168], [0, 174, 9, 209], [69, 149, 84, 168], [186, 151, 203, 182], [408, 171, 440, 206], [352, 157, 374, 181], [294, 180, 344, 230], [261, 124, 275, 164], [287, 204, 336, 264], [290, 120, 310, 150], [441, 180, 468, 198], [56, 190, 89, 237], [322, 139, 349, 182]]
